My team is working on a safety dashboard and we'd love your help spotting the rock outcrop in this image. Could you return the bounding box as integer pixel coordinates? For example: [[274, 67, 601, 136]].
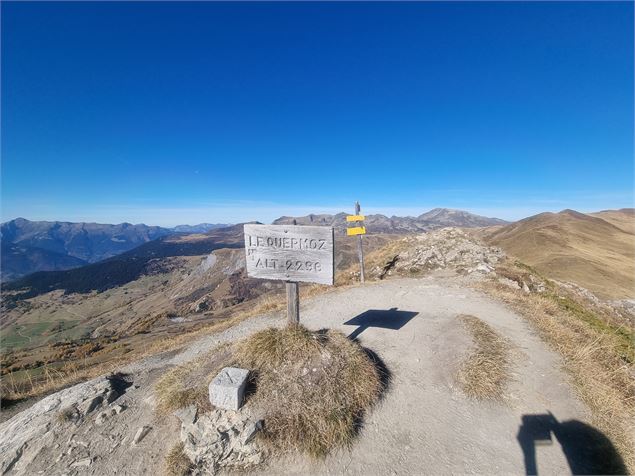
[[373, 228, 505, 279], [0, 374, 131, 474], [176, 405, 264, 474]]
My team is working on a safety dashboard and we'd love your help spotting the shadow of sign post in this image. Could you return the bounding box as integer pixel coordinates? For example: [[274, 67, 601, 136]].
[[343, 307, 418, 340]]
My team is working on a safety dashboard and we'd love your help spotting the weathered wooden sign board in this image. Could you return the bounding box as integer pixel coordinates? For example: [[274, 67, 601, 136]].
[[243, 224, 334, 285]]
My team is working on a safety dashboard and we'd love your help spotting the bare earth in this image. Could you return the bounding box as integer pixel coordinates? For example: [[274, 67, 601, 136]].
[[264, 276, 589, 475], [1, 275, 593, 475]]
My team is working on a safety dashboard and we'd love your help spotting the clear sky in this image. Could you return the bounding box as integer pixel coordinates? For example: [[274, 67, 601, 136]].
[[2, 1, 633, 226]]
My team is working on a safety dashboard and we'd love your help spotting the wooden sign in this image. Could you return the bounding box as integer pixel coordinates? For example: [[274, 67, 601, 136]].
[[346, 215, 365, 222], [243, 224, 334, 285], [347, 226, 366, 236]]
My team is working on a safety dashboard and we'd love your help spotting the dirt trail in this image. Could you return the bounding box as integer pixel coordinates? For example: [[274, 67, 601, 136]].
[[262, 276, 591, 475], [1, 275, 597, 475]]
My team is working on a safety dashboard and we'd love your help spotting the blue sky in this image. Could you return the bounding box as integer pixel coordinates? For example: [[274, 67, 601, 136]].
[[2, 1, 633, 226]]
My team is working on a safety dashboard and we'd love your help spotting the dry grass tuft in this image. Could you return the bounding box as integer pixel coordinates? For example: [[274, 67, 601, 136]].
[[55, 405, 78, 423], [456, 315, 511, 399], [153, 325, 386, 458], [164, 442, 192, 476], [154, 367, 209, 416], [236, 325, 321, 369], [235, 325, 385, 458], [154, 345, 232, 415]]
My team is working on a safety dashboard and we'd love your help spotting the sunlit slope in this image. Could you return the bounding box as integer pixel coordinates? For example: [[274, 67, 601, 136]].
[[485, 209, 635, 299], [589, 209, 635, 235]]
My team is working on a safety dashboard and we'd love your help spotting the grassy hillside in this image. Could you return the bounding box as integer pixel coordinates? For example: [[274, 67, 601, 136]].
[[590, 208, 635, 234], [484, 209, 635, 299]]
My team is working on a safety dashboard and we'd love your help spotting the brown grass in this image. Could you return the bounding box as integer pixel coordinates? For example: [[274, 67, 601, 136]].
[[483, 209, 635, 299], [164, 442, 192, 476], [478, 271, 635, 473], [152, 325, 386, 458], [55, 405, 78, 423], [235, 325, 385, 458], [154, 344, 232, 416], [154, 368, 209, 417], [337, 238, 412, 285], [456, 315, 511, 400]]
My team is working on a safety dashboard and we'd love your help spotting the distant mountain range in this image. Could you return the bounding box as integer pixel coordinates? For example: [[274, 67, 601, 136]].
[[2, 224, 246, 301], [0, 210, 506, 282], [0, 218, 229, 281], [273, 208, 508, 233], [171, 223, 230, 233], [3, 207, 632, 318]]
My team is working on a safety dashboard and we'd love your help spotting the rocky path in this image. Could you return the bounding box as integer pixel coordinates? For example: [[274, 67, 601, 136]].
[[265, 276, 592, 475], [0, 276, 595, 475]]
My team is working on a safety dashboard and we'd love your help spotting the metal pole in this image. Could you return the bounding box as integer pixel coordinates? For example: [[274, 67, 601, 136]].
[[355, 201, 365, 283]]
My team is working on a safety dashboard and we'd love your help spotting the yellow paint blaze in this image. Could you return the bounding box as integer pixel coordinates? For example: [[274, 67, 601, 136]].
[[347, 226, 366, 236]]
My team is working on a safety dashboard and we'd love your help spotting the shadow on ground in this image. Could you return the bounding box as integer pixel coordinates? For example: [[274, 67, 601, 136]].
[[517, 412, 626, 475], [353, 345, 393, 436], [344, 307, 418, 340]]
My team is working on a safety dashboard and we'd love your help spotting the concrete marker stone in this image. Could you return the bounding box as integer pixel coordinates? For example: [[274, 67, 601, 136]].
[[209, 367, 249, 411]]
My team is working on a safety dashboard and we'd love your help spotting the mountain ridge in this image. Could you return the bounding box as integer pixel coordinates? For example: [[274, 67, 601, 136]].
[[273, 207, 507, 233], [2, 224, 248, 301], [484, 208, 634, 299], [0, 219, 230, 281], [1, 219, 173, 281]]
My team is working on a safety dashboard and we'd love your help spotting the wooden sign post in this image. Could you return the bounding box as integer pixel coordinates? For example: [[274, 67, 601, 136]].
[[346, 202, 366, 283], [244, 224, 335, 325]]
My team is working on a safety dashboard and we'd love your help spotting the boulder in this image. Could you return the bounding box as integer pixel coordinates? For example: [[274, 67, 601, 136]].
[[0, 374, 130, 474]]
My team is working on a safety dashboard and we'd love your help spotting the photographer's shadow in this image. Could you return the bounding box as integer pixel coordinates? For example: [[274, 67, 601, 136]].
[[517, 412, 626, 475]]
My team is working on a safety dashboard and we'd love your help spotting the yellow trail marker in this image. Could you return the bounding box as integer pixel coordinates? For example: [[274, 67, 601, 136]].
[[346, 215, 365, 222], [347, 226, 366, 236]]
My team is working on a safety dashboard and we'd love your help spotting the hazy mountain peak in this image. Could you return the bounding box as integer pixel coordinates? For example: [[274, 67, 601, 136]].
[[0, 218, 174, 281], [172, 223, 230, 233], [273, 208, 507, 233]]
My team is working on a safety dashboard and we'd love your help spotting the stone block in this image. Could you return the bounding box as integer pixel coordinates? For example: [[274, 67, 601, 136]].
[[209, 367, 249, 411]]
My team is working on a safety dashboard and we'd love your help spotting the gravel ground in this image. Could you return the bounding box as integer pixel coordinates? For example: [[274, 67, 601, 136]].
[[261, 276, 592, 475], [0, 275, 596, 475]]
